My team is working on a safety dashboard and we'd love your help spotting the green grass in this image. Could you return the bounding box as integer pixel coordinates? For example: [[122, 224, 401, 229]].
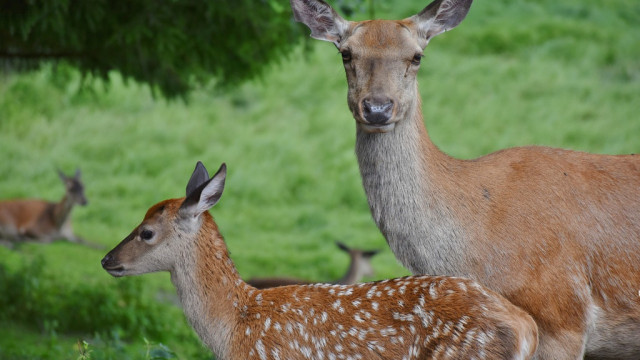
[[0, 0, 639, 358]]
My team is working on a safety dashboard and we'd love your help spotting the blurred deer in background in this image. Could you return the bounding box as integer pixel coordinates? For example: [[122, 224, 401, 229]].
[[0, 169, 93, 248], [291, 0, 640, 358], [247, 241, 380, 289], [102, 161, 538, 359]]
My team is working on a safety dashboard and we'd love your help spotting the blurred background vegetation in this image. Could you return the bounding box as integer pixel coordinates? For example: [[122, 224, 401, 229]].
[[0, 0, 638, 358]]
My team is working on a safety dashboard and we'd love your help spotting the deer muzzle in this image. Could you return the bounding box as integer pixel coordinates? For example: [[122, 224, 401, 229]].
[[360, 97, 396, 133]]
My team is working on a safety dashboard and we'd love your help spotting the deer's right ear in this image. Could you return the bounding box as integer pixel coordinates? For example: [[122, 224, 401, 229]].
[[180, 163, 226, 219], [290, 0, 350, 47]]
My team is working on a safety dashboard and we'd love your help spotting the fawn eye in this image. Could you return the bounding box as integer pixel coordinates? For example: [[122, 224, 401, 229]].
[[140, 229, 154, 241], [340, 50, 352, 62], [412, 53, 423, 66]]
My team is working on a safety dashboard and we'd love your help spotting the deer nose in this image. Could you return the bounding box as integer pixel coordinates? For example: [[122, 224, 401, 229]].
[[101, 254, 112, 268], [362, 98, 394, 125]]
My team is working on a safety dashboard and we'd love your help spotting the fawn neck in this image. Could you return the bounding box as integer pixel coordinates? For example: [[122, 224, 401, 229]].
[[170, 213, 249, 359], [355, 93, 475, 276]]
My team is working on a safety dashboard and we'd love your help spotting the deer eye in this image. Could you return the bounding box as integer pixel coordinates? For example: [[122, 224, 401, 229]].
[[140, 229, 154, 241], [412, 53, 423, 66], [340, 50, 352, 62]]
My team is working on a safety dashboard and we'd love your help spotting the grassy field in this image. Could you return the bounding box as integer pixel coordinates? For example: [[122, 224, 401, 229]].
[[0, 0, 638, 358]]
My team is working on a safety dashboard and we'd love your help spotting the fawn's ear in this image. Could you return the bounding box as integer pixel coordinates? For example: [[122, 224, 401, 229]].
[[180, 163, 226, 218], [407, 0, 473, 47], [74, 168, 82, 179], [186, 161, 210, 197], [290, 0, 350, 47]]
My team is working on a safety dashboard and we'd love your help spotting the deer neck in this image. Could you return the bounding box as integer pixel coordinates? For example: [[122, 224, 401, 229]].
[[334, 255, 359, 285], [170, 216, 249, 359], [355, 94, 472, 276], [52, 194, 75, 229]]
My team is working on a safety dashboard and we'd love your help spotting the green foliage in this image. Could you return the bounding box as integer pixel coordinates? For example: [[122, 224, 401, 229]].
[[77, 340, 93, 360], [0, 255, 178, 341], [0, 0, 302, 99]]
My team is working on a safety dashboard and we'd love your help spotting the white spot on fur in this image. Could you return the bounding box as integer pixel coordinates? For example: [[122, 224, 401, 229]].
[[255, 339, 267, 360]]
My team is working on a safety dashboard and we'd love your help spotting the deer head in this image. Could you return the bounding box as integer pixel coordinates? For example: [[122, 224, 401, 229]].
[[101, 162, 226, 277], [58, 168, 88, 206], [291, 0, 473, 133]]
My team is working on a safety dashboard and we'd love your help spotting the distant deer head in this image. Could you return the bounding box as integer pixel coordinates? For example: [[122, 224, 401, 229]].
[[335, 240, 379, 283], [58, 168, 88, 207]]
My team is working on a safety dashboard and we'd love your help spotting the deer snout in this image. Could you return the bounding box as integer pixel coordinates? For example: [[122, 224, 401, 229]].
[[101, 252, 125, 276], [101, 253, 112, 267], [362, 97, 394, 125]]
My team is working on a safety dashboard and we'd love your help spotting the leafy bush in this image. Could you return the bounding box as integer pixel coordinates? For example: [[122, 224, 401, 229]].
[[0, 255, 179, 341]]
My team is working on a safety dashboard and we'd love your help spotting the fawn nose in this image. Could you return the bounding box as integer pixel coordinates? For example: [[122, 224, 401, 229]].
[[362, 97, 394, 125]]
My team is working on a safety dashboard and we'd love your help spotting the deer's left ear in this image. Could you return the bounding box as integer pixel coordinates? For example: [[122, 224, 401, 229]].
[[186, 161, 210, 197], [180, 163, 226, 218], [408, 0, 473, 47]]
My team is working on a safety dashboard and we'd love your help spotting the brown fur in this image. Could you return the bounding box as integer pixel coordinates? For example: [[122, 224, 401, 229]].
[[290, 0, 640, 358]]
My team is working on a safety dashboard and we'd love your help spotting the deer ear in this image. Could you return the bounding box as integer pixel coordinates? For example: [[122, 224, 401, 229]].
[[57, 168, 68, 181], [290, 0, 350, 47], [186, 161, 210, 197], [408, 0, 472, 46], [336, 241, 350, 252], [180, 163, 226, 218], [363, 249, 381, 258], [75, 168, 82, 179]]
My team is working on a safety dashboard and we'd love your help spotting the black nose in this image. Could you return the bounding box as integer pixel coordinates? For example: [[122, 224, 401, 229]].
[[101, 254, 112, 268], [362, 98, 393, 125]]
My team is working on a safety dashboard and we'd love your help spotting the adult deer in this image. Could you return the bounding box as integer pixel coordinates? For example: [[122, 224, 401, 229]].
[[290, 0, 640, 358], [247, 241, 380, 289], [0, 169, 91, 247], [102, 161, 538, 359]]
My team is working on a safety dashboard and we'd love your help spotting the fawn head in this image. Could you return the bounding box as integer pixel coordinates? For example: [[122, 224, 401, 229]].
[[101, 162, 226, 277], [59, 168, 88, 206], [291, 0, 472, 133]]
